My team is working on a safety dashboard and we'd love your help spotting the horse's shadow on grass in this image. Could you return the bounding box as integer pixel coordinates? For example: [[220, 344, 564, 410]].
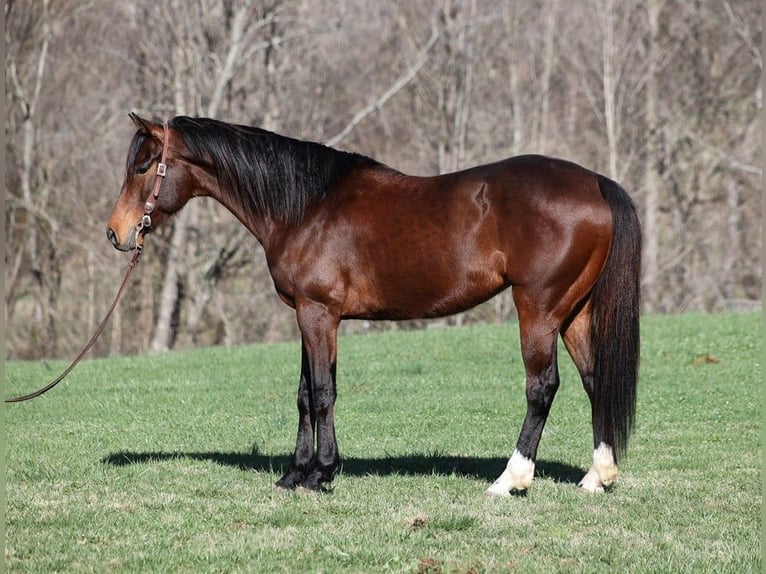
[[101, 447, 584, 485]]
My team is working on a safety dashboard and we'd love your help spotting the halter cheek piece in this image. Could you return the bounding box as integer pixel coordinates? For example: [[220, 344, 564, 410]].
[[135, 121, 170, 250]]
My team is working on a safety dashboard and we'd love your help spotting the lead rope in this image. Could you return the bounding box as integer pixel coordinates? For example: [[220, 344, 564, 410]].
[[6, 122, 169, 403], [5, 249, 143, 402]]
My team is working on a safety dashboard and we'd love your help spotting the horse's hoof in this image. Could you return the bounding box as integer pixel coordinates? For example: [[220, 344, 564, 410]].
[[273, 475, 302, 492], [578, 469, 606, 493], [485, 484, 512, 497], [296, 485, 322, 496]]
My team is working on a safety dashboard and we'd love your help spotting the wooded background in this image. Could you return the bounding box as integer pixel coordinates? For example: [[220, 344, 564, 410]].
[[5, 0, 762, 360]]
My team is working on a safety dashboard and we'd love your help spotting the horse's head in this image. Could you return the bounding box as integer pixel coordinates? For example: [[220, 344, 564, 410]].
[[106, 113, 193, 251]]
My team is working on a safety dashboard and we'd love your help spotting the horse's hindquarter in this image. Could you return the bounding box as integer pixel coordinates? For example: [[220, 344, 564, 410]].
[[496, 157, 612, 269], [486, 156, 614, 318]]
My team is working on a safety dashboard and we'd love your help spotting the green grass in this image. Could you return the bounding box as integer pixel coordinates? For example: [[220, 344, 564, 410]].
[[5, 312, 762, 573]]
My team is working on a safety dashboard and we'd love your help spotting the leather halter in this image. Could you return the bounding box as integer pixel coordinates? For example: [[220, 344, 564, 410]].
[[5, 121, 170, 403], [135, 121, 170, 250]]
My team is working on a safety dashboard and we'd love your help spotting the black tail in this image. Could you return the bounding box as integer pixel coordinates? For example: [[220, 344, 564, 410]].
[[589, 176, 641, 462]]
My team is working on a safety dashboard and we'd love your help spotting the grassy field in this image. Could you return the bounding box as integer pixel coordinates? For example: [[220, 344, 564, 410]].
[[4, 311, 762, 573]]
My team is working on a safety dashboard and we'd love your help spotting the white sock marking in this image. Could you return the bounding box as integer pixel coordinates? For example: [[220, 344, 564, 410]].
[[578, 442, 618, 493], [486, 450, 535, 496]]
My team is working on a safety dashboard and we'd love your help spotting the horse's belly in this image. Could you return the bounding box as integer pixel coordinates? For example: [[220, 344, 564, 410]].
[[345, 251, 508, 320]]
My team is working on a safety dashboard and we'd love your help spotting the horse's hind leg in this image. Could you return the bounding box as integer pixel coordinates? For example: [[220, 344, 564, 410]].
[[561, 301, 618, 492], [487, 292, 561, 496]]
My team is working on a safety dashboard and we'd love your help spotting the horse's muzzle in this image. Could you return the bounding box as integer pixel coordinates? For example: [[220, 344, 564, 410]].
[[106, 226, 137, 252]]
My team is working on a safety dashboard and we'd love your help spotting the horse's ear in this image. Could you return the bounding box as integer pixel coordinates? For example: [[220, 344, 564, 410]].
[[129, 112, 166, 142], [129, 112, 150, 132]]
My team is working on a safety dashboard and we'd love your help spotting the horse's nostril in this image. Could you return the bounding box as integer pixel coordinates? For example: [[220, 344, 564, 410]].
[[107, 227, 119, 247]]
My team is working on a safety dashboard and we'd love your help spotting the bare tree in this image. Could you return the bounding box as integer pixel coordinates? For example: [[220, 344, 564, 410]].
[[142, 0, 287, 352], [641, 0, 664, 310], [6, 0, 60, 356]]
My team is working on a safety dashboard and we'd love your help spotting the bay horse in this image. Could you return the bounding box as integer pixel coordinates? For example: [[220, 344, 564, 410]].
[[107, 114, 640, 495]]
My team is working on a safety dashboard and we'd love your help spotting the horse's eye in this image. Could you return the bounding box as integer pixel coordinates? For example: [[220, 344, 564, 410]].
[[135, 164, 150, 175]]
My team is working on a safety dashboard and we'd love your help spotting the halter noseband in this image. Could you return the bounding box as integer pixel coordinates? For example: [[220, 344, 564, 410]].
[[135, 121, 169, 250]]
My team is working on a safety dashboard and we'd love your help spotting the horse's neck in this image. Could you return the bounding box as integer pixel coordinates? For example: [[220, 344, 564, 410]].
[[192, 165, 276, 248]]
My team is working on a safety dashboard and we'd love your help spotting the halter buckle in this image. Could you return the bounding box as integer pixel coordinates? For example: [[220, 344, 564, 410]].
[[156, 162, 167, 177]]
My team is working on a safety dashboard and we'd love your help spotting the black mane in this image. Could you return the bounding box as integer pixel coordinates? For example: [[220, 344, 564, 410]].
[[167, 116, 379, 223]]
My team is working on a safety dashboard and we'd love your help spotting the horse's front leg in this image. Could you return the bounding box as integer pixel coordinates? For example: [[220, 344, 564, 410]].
[[275, 342, 315, 490], [293, 300, 341, 491]]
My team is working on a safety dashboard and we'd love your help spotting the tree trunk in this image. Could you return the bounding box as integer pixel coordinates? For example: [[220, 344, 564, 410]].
[[149, 209, 190, 352], [537, 0, 559, 153], [503, 2, 524, 156], [601, 0, 619, 180], [721, 178, 740, 303], [642, 0, 663, 311]]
